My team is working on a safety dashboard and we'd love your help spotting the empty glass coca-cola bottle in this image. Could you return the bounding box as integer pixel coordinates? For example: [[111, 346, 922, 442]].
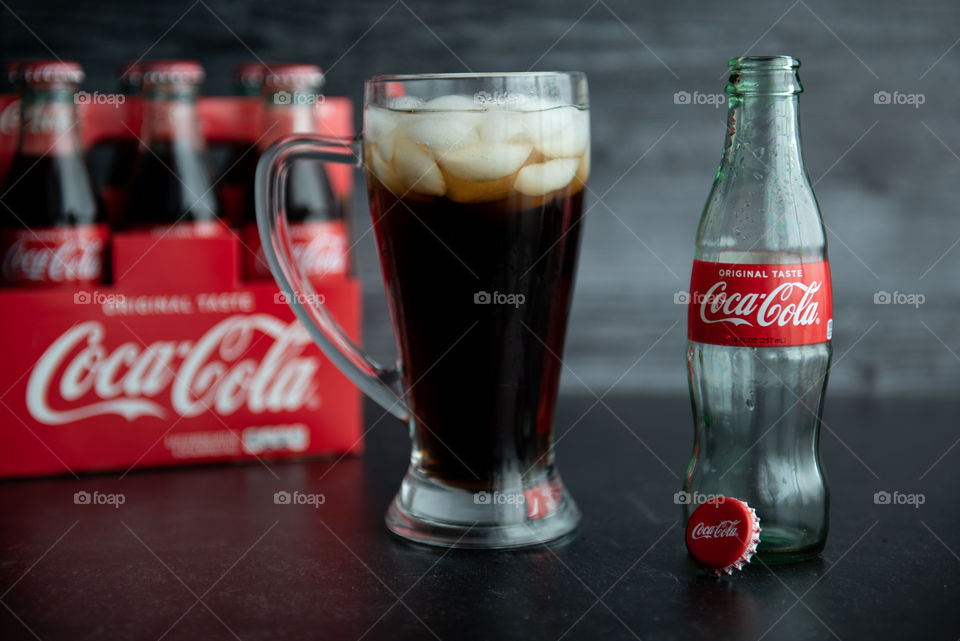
[[241, 63, 347, 280], [683, 56, 833, 563], [0, 61, 106, 287], [122, 60, 224, 236]]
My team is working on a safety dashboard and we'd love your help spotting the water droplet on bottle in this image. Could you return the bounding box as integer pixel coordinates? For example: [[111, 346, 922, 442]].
[[745, 394, 756, 411]]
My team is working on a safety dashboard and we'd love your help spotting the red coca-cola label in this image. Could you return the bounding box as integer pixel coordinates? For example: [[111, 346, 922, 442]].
[[1, 224, 108, 286], [242, 221, 349, 280], [687, 260, 832, 347]]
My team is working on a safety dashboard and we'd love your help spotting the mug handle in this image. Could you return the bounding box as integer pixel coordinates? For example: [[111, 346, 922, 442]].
[[255, 134, 408, 421]]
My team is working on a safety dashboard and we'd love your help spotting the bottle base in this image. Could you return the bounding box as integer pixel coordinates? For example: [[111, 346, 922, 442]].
[[756, 525, 826, 564]]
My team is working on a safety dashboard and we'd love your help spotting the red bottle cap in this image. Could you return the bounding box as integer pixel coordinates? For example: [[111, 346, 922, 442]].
[[263, 63, 325, 91], [684, 497, 761, 575], [20, 61, 84, 86], [141, 60, 205, 86]]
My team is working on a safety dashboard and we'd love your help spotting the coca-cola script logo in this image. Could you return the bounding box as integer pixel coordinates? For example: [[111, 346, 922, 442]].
[[687, 261, 833, 347], [26, 315, 321, 425], [699, 280, 823, 328], [690, 520, 742, 540], [1, 227, 106, 285]]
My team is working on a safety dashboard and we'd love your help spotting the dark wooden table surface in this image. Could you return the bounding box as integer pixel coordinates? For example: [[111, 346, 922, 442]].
[[1, 394, 957, 640]]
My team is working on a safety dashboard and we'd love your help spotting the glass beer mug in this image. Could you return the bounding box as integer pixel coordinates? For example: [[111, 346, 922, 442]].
[[256, 72, 590, 548]]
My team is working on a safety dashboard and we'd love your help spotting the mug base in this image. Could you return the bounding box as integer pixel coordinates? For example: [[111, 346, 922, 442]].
[[385, 467, 581, 549]]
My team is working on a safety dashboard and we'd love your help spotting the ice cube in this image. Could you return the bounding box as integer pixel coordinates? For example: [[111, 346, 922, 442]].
[[364, 106, 398, 143], [368, 147, 404, 195], [524, 107, 589, 158], [393, 138, 446, 196], [438, 142, 532, 182], [423, 94, 480, 111], [479, 111, 530, 144], [514, 158, 580, 197], [575, 150, 590, 187], [376, 133, 398, 163], [404, 113, 480, 156]]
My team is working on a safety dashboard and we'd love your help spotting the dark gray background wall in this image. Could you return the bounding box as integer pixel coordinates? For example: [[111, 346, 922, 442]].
[[4, 0, 959, 397]]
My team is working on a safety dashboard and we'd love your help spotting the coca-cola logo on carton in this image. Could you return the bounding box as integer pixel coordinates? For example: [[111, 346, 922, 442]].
[[26, 315, 321, 425], [687, 260, 833, 347]]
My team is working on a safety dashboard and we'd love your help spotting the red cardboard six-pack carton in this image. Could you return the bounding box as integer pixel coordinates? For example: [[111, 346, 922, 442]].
[[0, 90, 364, 478]]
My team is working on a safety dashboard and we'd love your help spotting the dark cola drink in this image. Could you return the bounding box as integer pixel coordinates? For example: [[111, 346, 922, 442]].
[[122, 60, 224, 236], [0, 61, 106, 287], [242, 63, 347, 280], [100, 61, 143, 225], [219, 62, 266, 227], [364, 96, 589, 487]]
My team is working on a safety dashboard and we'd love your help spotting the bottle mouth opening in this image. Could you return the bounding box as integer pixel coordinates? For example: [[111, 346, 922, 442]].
[[726, 56, 802, 96], [729, 55, 800, 71]]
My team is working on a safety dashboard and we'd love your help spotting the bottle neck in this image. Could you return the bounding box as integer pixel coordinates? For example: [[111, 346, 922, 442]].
[[719, 93, 806, 180], [17, 88, 83, 157], [258, 92, 318, 151], [140, 90, 202, 146]]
